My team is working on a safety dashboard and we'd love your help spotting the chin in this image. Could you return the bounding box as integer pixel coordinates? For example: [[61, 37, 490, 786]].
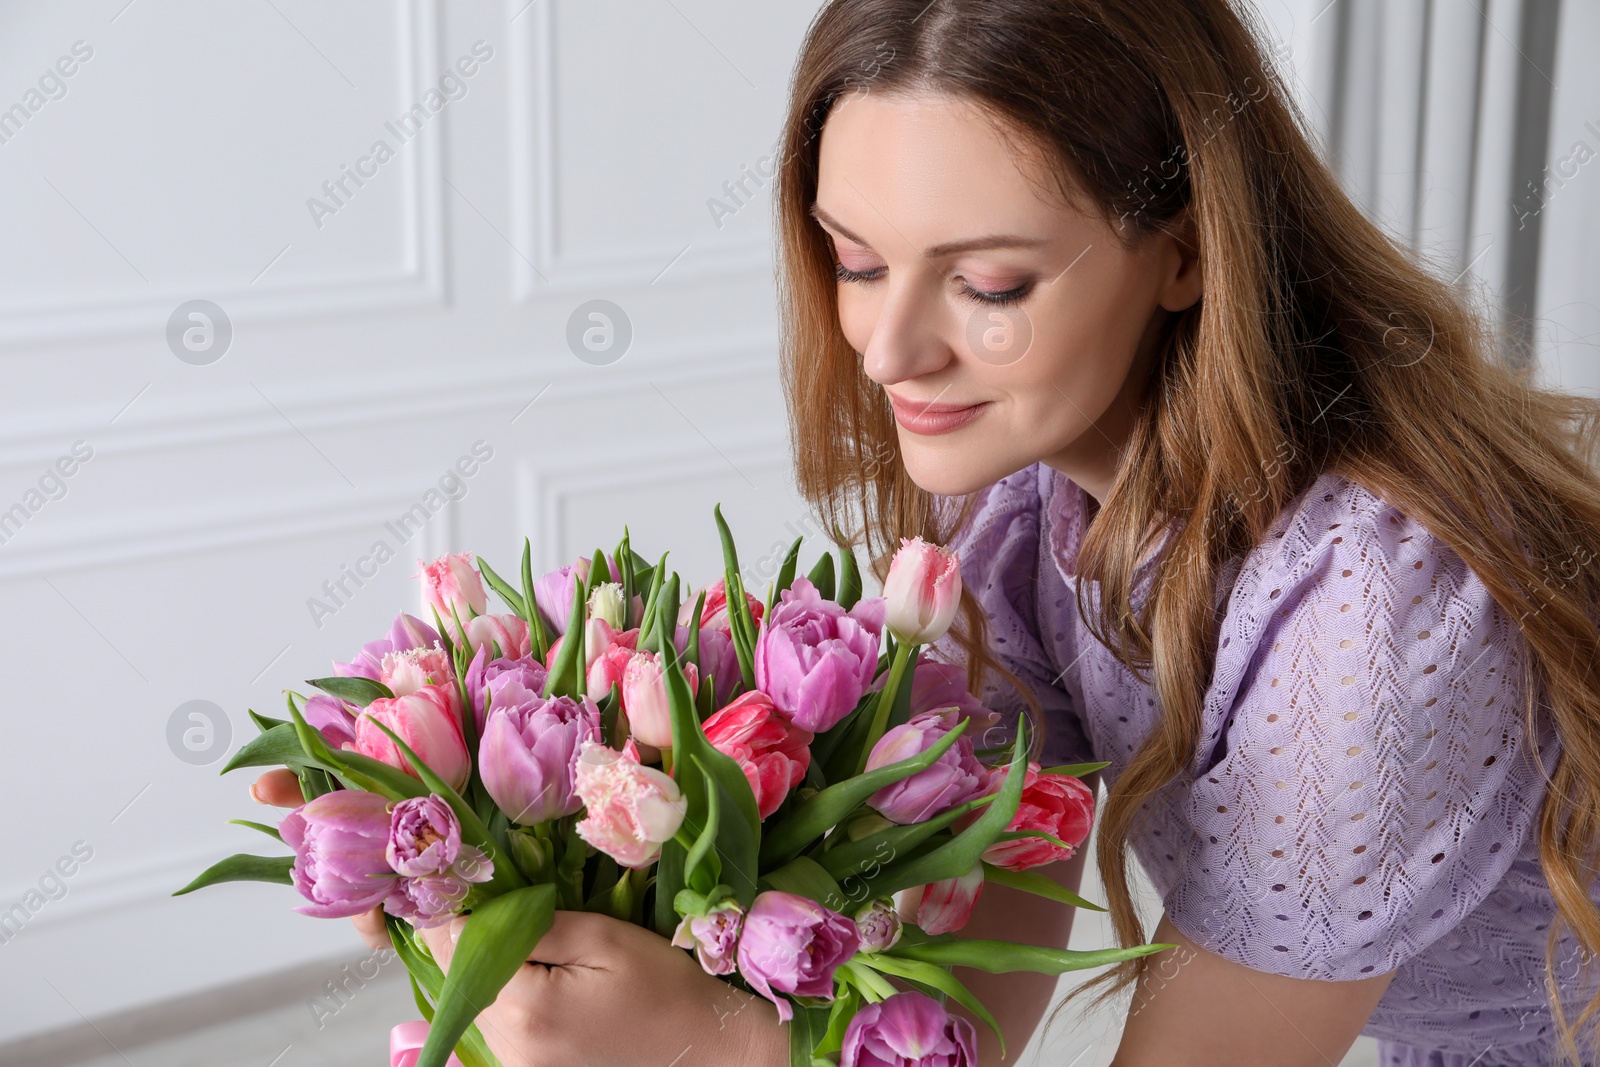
[[897, 440, 1020, 498]]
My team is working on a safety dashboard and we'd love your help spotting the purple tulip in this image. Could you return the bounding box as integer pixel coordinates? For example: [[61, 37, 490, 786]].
[[841, 991, 977, 1067], [465, 645, 549, 737], [854, 898, 902, 954], [735, 890, 860, 1022], [533, 556, 621, 636], [673, 624, 742, 707], [303, 694, 358, 749], [671, 901, 744, 976], [754, 577, 886, 732], [479, 686, 601, 825], [383, 796, 493, 928], [388, 795, 467, 877], [909, 660, 1000, 732], [866, 709, 988, 825], [280, 790, 396, 919], [333, 613, 440, 681]]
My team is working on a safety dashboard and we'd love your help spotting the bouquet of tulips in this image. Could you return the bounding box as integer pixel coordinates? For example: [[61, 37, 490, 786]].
[[178, 507, 1169, 1067]]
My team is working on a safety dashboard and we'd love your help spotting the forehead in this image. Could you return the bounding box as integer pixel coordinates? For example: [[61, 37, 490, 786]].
[[814, 90, 1073, 240]]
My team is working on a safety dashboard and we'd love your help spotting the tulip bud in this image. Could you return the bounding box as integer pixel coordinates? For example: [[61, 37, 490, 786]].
[[588, 582, 626, 629], [418, 553, 488, 637], [882, 536, 961, 645], [620, 650, 698, 749], [854, 898, 902, 953], [671, 900, 745, 976]]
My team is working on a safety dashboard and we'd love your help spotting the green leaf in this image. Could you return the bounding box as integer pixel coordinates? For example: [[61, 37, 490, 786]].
[[682, 754, 722, 895], [418, 885, 558, 1067], [521, 538, 551, 663], [760, 855, 847, 911], [545, 561, 590, 697], [760, 718, 973, 870], [982, 862, 1107, 911], [804, 551, 835, 601], [815, 792, 995, 883], [286, 700, 425, 802], [787, 1003, 833, 1067], [248, 709, 287, 733], [887, 932, 1176, 974], [388, 917, 497, 1067], [172, 853, 293, 896], [855, 953, 1006, 1056], [1040, 760, 1111, 778], [772, 536, 804, 605], [813, 980, 862, 1058], [221, 722, 316, 776], [854, 725, 1029, 901], [712, 504, 758, 689], [226, 819, 284, 842], [653, 583, 762, 933], [477, 555, 527, 619], [836, 537, 863, 610], [306, 676, 393, 707]]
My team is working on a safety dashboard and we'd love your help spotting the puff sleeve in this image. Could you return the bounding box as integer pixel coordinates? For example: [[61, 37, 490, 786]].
[[926, 463, 1093, 767], [1161, 490, 1558, 981]]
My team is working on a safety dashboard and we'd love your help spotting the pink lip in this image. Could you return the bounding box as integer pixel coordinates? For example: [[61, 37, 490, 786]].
[[888, 394, 989, 435]]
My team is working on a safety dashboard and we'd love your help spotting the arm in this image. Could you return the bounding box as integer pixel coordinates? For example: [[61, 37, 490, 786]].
[[1109, 915, 1393, 1067], [954, 847, 1091, 1062], [947, 776, 1096, 1063]]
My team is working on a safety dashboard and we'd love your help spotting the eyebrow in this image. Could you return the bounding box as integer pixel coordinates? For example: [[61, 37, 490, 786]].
[[809, 202, 1047, 259]]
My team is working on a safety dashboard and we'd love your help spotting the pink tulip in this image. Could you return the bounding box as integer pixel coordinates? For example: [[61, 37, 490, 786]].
[[975, 763, 1096, 871], [702, 691, 812, 820], [905, 864, 984, 935], [378, 645, 453, 698], [464, 613, 531, 662], [620, 650, 699, 749], [678, 577, 765, 634], [735, 890, 860, 1022], [586, 624, 639, 701], [755, 577, 886, 732], [865, 709, 988, 825], [882, 536, 961, 644], [573, 741, 688, 868], [418, 553, 488, 637], [841, 991, 977, 1067], [353, 684, 471, 792]]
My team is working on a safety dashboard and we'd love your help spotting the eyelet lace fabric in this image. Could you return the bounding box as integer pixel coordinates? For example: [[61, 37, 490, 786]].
[[926, 462, 1597, 1065]]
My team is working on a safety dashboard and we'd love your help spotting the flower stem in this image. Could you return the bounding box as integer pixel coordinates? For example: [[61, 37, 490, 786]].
[[855, 641, 915, 776]]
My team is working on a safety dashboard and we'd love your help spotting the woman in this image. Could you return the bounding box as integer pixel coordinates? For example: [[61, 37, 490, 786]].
[[259, 1, 1600, 1063]]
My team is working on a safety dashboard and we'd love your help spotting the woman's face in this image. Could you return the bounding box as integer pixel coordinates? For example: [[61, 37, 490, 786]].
[[813, 90, 1201, 500]]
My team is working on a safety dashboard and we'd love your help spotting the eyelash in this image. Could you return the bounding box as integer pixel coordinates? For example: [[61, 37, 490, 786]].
[[832, 261, 1033, 307]]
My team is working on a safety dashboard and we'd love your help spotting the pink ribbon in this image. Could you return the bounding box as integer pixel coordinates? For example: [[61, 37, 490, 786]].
[[390, 1020, 465, 1067]]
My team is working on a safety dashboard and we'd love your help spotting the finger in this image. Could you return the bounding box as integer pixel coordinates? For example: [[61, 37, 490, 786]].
[[250, 769, 303, 807], [352, 905, 392, 951], [523, 909, 624, 968], [416, 915, 466, 973]]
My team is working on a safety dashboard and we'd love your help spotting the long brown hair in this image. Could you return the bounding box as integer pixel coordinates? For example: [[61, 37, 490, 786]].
[[774, 1, 1600, 1062]]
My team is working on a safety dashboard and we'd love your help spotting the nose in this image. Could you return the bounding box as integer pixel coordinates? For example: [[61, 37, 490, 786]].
[[860, 275, 954, 387]]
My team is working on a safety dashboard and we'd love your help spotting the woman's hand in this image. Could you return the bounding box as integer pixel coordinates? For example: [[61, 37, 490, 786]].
[[250, 769, 788, 1067], [414, 908, 787, 1067]]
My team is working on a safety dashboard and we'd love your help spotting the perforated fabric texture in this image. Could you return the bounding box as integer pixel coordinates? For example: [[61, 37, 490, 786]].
[[927, 462, 1594, 1065]]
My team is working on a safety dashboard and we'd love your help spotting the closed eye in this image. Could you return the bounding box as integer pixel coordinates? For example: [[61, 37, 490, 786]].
[[833, 261, 1032, 307]]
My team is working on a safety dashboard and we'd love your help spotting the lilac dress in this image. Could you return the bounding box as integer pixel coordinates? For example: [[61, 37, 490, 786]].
[[928, 461, 1597, 1066]]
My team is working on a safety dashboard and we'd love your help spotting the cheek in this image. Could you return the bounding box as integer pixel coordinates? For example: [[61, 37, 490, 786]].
[[835, 287, 875, 352]]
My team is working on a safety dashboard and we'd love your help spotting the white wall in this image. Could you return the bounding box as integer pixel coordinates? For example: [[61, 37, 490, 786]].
[[0, 0, 824, 1044]]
